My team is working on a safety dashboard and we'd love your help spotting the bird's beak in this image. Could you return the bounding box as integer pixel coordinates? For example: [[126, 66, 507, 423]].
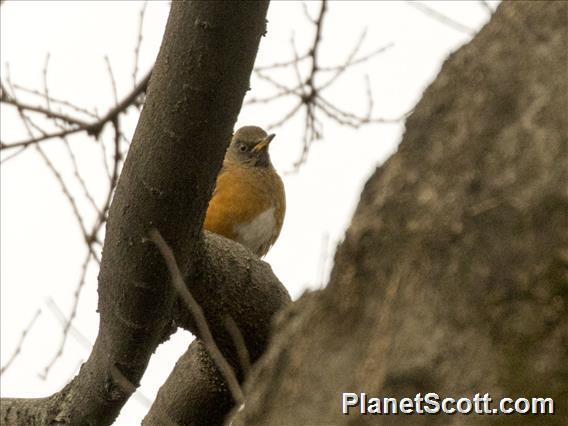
[[252, 133, 276, 152]]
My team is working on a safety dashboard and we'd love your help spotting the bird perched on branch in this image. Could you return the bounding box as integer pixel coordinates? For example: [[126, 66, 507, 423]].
[[204, 126, 285, 257]]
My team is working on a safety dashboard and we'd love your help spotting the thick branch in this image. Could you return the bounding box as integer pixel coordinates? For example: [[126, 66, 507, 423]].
[[143, 232, 290, 425], [150, 230, 244, 407], [0, 1, 269, 424]]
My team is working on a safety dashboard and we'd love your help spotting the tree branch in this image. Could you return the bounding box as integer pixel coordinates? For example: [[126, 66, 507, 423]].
[[0, 1, 270, 424], [0, 70, 151, 151], [149, 229, 244, 406], [145, 231, 290, 424]]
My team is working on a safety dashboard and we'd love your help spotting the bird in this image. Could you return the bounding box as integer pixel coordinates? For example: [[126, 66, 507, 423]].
[[204, 125, 286, 257]]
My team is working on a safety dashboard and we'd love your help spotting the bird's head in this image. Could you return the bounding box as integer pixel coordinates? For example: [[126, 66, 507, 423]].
[[226, 126, 276, 168]]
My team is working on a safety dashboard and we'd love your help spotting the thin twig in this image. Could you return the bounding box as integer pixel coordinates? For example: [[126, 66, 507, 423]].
[[479, 0, 494, 15], [265, 102, 303, 131], [318, 42, 394, 72], [224, 316, 251, 376], [133, 2, 148, 88], [10, 83, 99, 118], [35, 144, 97, 255], [40, 251, 92, 380], [46, 298, 155, 408], [406, 1, 476, 35], [300, 1, 317, 24], [42, 53, 52, 111], [104, 56, 119, 106], [245, 74, 303, 105], [100, 136, 113, 181], [45, 298, 92, 350], [6, 76, 97, 259], [1, 70, 151, 150], [1, 88, 90, 126], [0, 146, 27, 163], [319, 39, 391, 92], [308, 0, 327, 75], [89, 118, 122, 246], [247, 0, 397, 171], [39, 56, 101, 215], [253, 52, 310, 71], [290, 35, 308, 100], [63, 138, 102, 214], [149, 229, 244, 405], [1, 127, 84, 150], [0, 309, 42, 375], [316, 96, 405, 126]]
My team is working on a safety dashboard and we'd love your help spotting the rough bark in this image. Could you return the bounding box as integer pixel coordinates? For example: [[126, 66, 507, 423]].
[[1, 1, 274, 424], [232, 1, 567, 425], [144, 232, 290, 425]]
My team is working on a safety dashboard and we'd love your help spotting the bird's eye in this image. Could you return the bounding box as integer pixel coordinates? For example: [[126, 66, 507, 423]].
[[238, 144, 248, 152]]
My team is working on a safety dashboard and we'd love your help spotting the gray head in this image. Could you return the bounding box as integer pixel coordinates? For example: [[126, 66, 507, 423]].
[[226, 126, 276, 168]]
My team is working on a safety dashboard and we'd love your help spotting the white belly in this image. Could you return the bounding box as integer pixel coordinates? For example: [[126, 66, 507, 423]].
[[234, 207, 276, 255]]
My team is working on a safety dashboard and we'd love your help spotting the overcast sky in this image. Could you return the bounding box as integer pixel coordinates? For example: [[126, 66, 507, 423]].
[[1, 1, 497, 423]]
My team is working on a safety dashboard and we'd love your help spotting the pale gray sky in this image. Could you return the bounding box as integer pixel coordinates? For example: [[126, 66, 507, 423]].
[[1, 1, 496, 423]]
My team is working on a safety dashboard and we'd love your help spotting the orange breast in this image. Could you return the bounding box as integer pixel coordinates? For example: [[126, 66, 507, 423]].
[[204, 163, 285, 256]]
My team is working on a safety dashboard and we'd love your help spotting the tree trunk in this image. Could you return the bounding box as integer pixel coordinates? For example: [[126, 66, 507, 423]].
[[232, 1, 567, 424]]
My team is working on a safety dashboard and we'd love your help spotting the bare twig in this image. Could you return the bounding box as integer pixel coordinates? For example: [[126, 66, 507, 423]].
[[406, 1, 476, 35], [245, 72, 303, 105], [318, 42, 394, 72], [316, 96, 403, 126], [248, 1, 398, 170], [7, 77, 94, 252], [90, 118, 122, 243], [1, 70, 151, 150], [0, 146, 27, 164], [308, 0, 326, 75], [5, 71, 103, 262], [224, 316, 251, 375], [1, 91, 89, 126], [4, 56, 125, 381], [0, 309, 42, 375], [1, 127, 84, 150], [45, 298, 92, 351], [97, 68, 151, 131], [319, 37, 392, 91], [35, 144, 99, 259], [479, 0, 494, 15], [62, 138, 102, 214], [39, 57, 102, 215], [1, 8, 141, 388], [149, 229, 244, 405], [99, 137, 113, 181], [104, 56, 119, 106], [10, 83, 99, 118], [253, 52, 310, 72], [290, 35, 307, 100], [133, 2, 148, 88], [42, 53, 52, 110], [39, 251, 92, 380], [46, 298, 152, 407], [265, 102, 302, 131], [301, 1, 317, 24]]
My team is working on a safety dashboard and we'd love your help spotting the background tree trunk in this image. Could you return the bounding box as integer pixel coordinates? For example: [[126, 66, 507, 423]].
[[233, 1, 567, 424]]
